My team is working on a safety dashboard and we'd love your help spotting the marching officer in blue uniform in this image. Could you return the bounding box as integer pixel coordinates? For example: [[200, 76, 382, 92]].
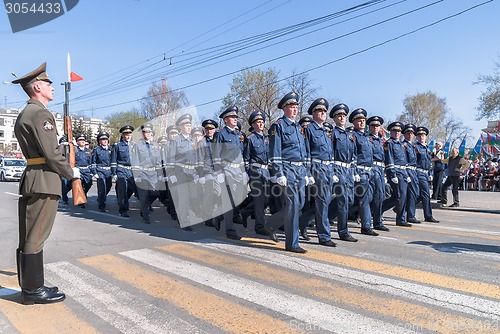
[[242, 111, 278, 241], [350, 108, 379, 236], [367, 116, 390, 231], [268, 92, 312, 253], [402, 124, 420, 224], [91, 131, 113, 212], [111, 125, 136, 218], [212, 106, 248, 240], [304, 98, 337, 247], [329, 103, 358, 242], [131, 123, 162, 224], [384, 122, 412, 227], [415, 126, 439, 223], [74, 134, 93, 208]]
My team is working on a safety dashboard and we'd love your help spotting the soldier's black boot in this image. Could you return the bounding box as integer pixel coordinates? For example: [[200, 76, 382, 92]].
[[17, 248, 58, 292], [20, 251, 65, 305]]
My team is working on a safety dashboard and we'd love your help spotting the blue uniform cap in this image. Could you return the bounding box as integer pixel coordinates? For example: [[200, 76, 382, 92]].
[[75, 134, 86, 141], [202, 119, 218, 130], [97, 131, 110, 140], [348, 108, 367, 123], [176, 113, 192, 126], [277, 92, 300, 109], [249, 110, 266, 125], [403, 123, 417, 133], [299, 115, 313, 127], [367, 116, 384, 127], [219, 105, 239, 119], [119, 125, 134, 134], [307, 98, 329, 115], [323, 121, 333, 130], [415, 126, 429, 136], [388, 121, 404, 132], [166, 125, 180, 134], [330, 103, 349, 118]]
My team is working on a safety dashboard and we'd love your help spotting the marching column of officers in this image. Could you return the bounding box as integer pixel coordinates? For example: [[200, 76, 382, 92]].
[[63, 91, 440, 254]]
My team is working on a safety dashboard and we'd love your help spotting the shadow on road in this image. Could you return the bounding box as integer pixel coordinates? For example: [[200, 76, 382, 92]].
[[408, 241, 500, 254]]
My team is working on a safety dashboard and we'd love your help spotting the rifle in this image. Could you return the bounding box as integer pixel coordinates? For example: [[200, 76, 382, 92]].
[[63, 82, 87, 205]]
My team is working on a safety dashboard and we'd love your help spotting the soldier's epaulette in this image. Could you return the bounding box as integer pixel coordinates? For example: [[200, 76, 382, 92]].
[[114, 142, 119, 147], [247, 132, 255, 139]]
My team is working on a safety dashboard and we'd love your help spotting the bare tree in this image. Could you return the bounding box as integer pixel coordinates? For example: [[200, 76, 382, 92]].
[[286, 70, 320, 117], [139, 78, 189, 120], [221, 68, 284, 127], [475, 57, 500, 120]]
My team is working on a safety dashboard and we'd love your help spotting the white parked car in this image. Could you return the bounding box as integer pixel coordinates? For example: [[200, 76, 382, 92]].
[[0, 157, 27, 181]]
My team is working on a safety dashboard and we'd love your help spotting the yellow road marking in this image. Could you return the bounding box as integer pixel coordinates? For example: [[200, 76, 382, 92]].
[[0, 271, 99, 334], [80, 254, 303, 334], [163, 244, 489, 334]]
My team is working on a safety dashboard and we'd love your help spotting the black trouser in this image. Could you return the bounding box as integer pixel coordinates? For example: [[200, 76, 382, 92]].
[[441, 175, 460, 205], [432, 170, 444, 198]]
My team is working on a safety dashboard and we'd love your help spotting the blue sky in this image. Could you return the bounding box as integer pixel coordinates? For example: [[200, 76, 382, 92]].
[[1, 0, 499, 141]]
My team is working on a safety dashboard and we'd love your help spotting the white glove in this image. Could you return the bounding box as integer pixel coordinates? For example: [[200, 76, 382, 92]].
[[428, 175, 433, 182], [406, 176, 411, 183], [269, 176, 277, 183], [217, 173, 225, 183], [276, 176, 287, 186], [162, 176, 169, 182], [194, 178, 199, 183], [198, 177, 206, 185], [170, 175, 178, 184], [353, 174, 361, 182], [72, 167, 80, 179], [134, 177, 142, 183], [332, 175, 340, 183], [391, 177, 399, 184], [112, 175, 118, 182], [305, 176, 315, 186], [92, 174, 99, 180], [242, 173, 249, 184]]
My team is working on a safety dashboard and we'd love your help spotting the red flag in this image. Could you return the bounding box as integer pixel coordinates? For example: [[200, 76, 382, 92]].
[[70, 71, 83, 82]]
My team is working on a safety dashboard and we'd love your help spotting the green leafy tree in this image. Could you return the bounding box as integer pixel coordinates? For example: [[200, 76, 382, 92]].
[[105, 109, 148, 143]]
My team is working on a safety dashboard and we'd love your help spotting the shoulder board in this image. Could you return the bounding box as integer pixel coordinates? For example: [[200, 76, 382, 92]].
[[247, 133, 255, 139]]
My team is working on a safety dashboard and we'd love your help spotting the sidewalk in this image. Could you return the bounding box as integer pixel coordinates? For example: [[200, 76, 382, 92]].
[[432, 190, 500, 214]]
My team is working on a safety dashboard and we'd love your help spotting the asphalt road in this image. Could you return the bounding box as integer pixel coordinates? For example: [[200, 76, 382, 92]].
[[0, 181, 499, 333]]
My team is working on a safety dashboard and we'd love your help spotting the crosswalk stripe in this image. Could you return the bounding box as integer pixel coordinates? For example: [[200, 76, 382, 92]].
[[162, 243, 491, 333], [122, 248, 419, 334], [80, 254, 302, 334], [195, 239, 500, 320], [0, 273, 99, 334], [407, 225, 500, 240], [45, 261, 205, 334]]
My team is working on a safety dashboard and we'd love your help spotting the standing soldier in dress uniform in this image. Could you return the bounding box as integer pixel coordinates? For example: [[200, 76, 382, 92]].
[[414, 127, 439, 223], [350, 108, 379, 236], [13, 62, 80, 304], [166, 114, 198, 230], [402, 124, 420, 224], [304, 98, 337, 247], [329, 103, 358, 242], [268, 92, 312, 253], [384, 122, 412, 227], [131, 123, 162, 224], [91, 131, 113, 212], [431, 141, 445, 200], [111, 125, 136, 218], [74, 134, 93, 208], [367, 116, 390, 231], [212, 106, 248, 240], [242, 111, 278, 242]]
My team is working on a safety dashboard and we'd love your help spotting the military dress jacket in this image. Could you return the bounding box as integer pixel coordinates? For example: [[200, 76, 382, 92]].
[[14, 99, 73, 196]]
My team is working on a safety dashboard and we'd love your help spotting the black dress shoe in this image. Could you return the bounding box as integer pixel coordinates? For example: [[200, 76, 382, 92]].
[[99, 208, 107, 213], [241, 215, 248, 228], [319, 240, 337, 247], [425, 217, 440, 223], [204, 219, 214, 227], [213, 217, 221, 231], [143, 219, 151, 224], [149, 205, 154, 212], [233, 215, 243, 225], [120, 212, 129, 218], [396, 222, 412, 227], [374, 224, 390, 231], [21, 287, 66, 305], [300, 229, 311, 241], [182, 226, 193, 231], [226, 232, 242, 240], [361, 228, 379, 236], [449, 203, 459, 207], [286, 246, 307, 254], [255, 229, 268, 236], [407, 218, 421, 224], [264, 224, 279, 243], [79, 204, 85, 209], [339, 234, 358, 242]]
